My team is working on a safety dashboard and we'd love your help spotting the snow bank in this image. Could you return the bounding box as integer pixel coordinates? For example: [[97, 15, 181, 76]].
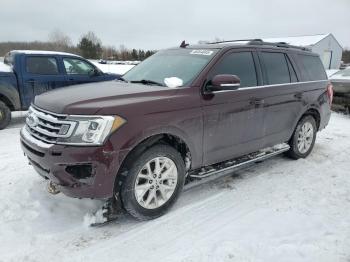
[[83, 208, 107, 227], [1, 113, 350, 261], [326, 69, 339, 78], [90, 61, 135, 75], [0, 61, 13, 73]]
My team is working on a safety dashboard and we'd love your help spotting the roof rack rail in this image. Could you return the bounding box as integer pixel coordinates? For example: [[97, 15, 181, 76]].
[[249, 40, 311, 51], [208, 38, 311, 51], [208, 39, 263, 44]]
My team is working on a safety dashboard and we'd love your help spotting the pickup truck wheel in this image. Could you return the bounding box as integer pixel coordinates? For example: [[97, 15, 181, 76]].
[[0, 101, 11, 130], [286, 115, 317, 159], [120, 144, 185, 220]]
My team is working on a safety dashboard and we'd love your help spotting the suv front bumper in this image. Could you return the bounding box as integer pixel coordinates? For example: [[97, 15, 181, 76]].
[[20, 127, 120, 199]]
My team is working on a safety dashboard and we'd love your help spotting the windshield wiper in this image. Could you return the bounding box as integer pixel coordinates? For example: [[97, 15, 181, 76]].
[[130, 79, 164, 86], [117, 76, 127, 82]]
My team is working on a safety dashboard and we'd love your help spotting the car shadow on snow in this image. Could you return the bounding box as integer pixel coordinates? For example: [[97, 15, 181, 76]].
[[26, 154, 298, 234]]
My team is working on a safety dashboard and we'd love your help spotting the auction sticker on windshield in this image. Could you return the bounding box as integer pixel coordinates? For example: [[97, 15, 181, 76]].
[[190, 50, 214, 56]]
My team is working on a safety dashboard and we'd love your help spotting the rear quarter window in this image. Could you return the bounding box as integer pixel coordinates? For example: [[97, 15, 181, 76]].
[[298, 55, 327, 81]]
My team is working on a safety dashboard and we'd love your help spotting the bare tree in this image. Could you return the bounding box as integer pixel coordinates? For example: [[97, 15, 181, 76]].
[[48, 29, 72, 51], [102, 45, 117, 60]]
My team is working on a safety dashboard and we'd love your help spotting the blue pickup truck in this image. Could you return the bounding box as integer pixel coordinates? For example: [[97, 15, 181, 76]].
[[0, 50, 120, 129]]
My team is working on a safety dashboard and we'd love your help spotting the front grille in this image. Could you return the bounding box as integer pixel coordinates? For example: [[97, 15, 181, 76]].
[[25, 106, 76, 144]]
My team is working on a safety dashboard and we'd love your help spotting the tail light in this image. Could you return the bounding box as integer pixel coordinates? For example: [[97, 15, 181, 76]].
[[327, 82, 333, 105]]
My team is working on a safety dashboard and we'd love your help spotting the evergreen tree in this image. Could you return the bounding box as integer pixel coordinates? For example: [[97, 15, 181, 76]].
[[77, 31, 102, 59], [342, 49, 350, 64]]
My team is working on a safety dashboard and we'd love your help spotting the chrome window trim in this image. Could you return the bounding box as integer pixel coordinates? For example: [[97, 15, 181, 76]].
[[220, 83, 240, 87], [210, 79, 329, 93]]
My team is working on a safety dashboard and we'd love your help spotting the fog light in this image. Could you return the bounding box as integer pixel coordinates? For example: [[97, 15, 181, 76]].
[[66, 164, 93, 180]]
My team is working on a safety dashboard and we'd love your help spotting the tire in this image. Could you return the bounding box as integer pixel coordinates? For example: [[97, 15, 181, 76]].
[[120, 144, 185, 220], [0, 101, 11, 130], [286, 115, 317, 159]]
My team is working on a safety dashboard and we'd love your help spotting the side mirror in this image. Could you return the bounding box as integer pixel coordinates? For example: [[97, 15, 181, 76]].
[[89, 68, 101, 77], [209, 74, 241, 91]]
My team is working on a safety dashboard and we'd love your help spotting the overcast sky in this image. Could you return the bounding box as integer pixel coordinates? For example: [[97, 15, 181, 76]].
[[0, 0, 349, 50]]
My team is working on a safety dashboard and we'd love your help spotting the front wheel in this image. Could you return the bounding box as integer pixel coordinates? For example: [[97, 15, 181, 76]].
[[286, 115, 317, 159], [120, 144, 185, 220], [0, 101, 11, 130]]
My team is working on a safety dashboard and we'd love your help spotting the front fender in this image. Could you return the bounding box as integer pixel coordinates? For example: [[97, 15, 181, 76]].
[[0, 73, 21, 110], [118, 125, 201, 169]]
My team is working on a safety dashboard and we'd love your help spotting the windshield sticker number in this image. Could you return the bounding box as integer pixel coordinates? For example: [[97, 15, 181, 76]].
[[190, 50, 213, 56]]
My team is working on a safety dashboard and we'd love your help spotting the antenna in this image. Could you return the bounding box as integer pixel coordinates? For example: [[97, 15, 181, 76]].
[[180, 40, 189, 48]]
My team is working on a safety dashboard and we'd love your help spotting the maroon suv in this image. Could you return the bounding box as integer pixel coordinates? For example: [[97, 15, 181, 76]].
[[20, 40, 332, 220]]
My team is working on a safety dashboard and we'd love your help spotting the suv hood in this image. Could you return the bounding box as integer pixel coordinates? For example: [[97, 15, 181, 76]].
[[34, 81, 177, 115]]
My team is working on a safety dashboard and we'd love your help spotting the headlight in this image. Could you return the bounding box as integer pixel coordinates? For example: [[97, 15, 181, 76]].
[[57, 115, 126, 145]]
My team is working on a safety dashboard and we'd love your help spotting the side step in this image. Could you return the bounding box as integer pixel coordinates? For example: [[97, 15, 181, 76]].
[[184, 143, 290, 191]]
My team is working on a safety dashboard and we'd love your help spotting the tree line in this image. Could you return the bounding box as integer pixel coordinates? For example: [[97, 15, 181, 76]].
[[1, 30, 349, 64], [342, 49, 350, 64], [0, 30, 156, 61]]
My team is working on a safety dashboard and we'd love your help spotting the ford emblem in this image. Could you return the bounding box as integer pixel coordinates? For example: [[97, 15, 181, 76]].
[[27, 113, 39, 128]]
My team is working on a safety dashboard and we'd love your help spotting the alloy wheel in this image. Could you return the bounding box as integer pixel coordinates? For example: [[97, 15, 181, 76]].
[[297, 122, 314, 154], [134, 157, 178, 209]]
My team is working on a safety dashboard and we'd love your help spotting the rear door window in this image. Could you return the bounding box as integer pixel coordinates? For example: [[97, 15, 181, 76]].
[[26, 57, 59, 75], [211, 52, 257, 87], [298, 55, 327, 81], [261, 52, 290, 85]]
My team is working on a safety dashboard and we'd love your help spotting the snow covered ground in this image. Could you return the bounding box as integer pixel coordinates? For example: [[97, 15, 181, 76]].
[[1, 112, 350, 262], [90, 60, 135, 75]]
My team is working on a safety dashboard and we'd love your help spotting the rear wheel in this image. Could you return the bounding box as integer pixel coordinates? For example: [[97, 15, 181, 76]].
[[120, 144, 185, 220], [0, 101, 11, 130], [286, 115, 317, 159]]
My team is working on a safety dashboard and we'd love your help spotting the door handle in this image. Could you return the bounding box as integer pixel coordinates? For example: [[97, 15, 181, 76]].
[[250, 98, 265, 106], [26, 79, 35, 86]]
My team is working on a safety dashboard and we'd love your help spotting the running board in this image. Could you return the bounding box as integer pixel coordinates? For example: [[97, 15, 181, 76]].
[[184, 143, 290, 190]]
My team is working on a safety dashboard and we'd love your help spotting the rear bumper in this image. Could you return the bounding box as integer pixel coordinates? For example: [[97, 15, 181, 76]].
[[318, 95, 332, 131], [20, 127, 121, 199]]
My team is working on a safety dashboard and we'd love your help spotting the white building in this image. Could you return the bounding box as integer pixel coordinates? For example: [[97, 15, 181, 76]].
[[263, 34, 342, 69]]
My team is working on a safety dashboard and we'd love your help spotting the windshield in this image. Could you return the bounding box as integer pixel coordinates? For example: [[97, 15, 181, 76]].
[[123, 48, 218, 87], [333, 68, 350, 77]]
